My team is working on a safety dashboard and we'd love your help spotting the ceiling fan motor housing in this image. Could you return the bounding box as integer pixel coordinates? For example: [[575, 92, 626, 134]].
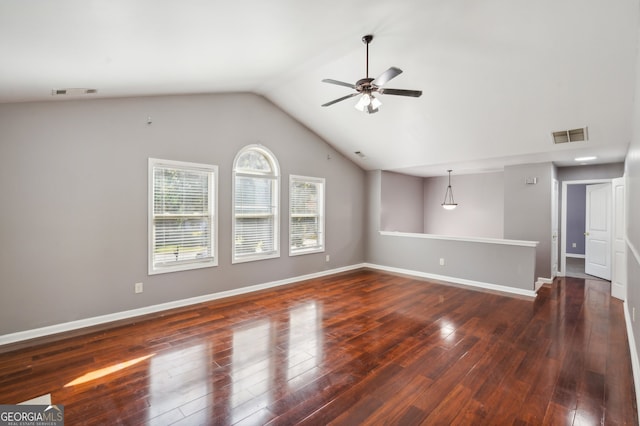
[[356, 78, 375, 93]]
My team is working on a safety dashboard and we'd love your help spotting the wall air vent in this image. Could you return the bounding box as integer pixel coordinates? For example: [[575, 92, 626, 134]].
[[51, 88, 98, 96], [354, 151, 366, 158], [552, 127, 588, 144]]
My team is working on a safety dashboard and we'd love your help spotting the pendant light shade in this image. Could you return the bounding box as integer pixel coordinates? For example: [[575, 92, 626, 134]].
[[442, 169, 458, 210], [354, 93, 381, 114]]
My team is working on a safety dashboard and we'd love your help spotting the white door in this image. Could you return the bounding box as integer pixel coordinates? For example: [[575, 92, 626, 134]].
[[585, 183, 612, 280], [611, 178, 626, 300]]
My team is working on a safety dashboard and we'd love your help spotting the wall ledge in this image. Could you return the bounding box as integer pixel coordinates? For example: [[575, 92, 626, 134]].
[[379, 231, 539, 248]]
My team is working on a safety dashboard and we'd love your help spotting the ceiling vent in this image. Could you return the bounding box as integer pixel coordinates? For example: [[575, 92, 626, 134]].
[[51, 88, 98, 96], [552, 127, 588, 144]]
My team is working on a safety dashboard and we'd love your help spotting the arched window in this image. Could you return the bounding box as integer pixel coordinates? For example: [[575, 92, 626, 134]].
[[232, 145, 280, 263]]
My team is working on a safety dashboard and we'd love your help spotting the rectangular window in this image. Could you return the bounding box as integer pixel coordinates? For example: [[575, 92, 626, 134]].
[[289, 175, 325, 256], [149, 158, 217, 274], [233, 174, 279, 262]]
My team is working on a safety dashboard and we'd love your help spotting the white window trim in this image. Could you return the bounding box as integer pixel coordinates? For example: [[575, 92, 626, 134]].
[[289, 175, 325, 256], [232, 145, 280, 264], [148, 158, 218, 275]]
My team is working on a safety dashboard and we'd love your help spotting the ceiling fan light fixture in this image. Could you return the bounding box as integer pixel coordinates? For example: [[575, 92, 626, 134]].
[[355, 93, 381, 113], [370, 95, 382, 109], [354, 94, 371, 111]]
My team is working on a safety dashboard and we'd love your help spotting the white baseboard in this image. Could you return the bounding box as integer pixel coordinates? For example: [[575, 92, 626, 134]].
[[566, 253, 586, 259], [0, 264, 365, 346], [623, 301, 640, 423], [535, 277, 554, 292], [364, 263, 537, 298], [0, 262, 539, 346]]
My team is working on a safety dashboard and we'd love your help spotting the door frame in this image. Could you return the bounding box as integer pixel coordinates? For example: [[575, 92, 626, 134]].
[[560, 178, 611, 277], [611, 177, 627, 300]]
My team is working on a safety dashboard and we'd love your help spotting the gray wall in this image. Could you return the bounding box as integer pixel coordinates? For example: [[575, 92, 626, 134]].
[[626, 21, 640, 378], [0, 93, 366, 335], [557, 163, 625, 182], [504, 162, 554, 281], [367, 171, 536, 291], [380, 171, 424, 233], [423, 172, 504, 238], [566, 184, 586, 255]]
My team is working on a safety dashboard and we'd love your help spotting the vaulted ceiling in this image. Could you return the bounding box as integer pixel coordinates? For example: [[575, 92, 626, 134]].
[[1, 0, 638, 176]]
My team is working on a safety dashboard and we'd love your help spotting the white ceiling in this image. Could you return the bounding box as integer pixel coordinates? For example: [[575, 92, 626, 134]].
[[1, 0, 638, 176]]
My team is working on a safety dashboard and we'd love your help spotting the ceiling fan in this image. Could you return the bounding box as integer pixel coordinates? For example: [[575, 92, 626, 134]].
[[321, 34, 422, 114]]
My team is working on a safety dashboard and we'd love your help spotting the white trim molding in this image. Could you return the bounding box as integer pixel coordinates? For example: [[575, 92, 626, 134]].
[[0, 264, 364, 346], [365, 263, 537, 298], [379, 231, 539, 248], [1, 261, 539, 347], [535, 277, 554, 292], [623, 300, 640, 423], [628, 237, 640, 266]]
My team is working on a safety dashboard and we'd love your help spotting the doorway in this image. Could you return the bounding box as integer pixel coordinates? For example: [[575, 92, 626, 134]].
[[560, 179, 611, 281]]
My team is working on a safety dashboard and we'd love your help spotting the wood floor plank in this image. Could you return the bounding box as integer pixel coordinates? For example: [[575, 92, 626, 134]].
[[0, 270, 636, 425]]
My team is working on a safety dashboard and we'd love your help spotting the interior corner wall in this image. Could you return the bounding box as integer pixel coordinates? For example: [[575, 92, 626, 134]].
[[0, 93, 366, 335], [380, 171, 424, 233], [504, 162, 554, 280], [423, 172, 504, 238]]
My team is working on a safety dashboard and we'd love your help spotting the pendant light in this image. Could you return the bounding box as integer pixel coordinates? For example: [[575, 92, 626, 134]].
[[442, 170, 458, 210]]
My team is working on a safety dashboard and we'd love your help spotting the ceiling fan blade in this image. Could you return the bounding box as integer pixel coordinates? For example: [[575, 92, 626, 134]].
[[378, 88, 422, 97], [321, 92, 360, 107], [372, 67, 402, 87], [321, 79, 356, 89]]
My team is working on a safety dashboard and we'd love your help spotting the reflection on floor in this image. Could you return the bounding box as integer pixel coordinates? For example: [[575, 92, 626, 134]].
[[0, 270, 635, 424], [566, 256, 609, 281]]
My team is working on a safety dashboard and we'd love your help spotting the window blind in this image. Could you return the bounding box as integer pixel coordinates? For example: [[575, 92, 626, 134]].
[[290, 176, 324, 255], [150, 159, 216, 273], [234, 174, 277, 257], [232, 146, 280, 263]]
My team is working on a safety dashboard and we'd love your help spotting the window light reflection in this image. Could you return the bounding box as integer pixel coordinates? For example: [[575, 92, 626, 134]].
[[287, 302, 322, 386], [231, 320, 273, 422], [149, 344, 211, 420], [64, 354, 154, 387]]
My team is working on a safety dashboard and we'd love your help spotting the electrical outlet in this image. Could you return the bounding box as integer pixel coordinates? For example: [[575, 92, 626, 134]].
[[572, 243, 577, 248], [326, 254, 330, 262], [633, 307, 636, 322], [439, 258, 445, 266], [135, 282, 143, 294]]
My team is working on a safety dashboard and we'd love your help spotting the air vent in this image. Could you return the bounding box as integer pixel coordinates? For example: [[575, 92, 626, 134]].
[[354, 151, 366, 158], [51, 88, 98, 96], [552, 127, 588, 144]]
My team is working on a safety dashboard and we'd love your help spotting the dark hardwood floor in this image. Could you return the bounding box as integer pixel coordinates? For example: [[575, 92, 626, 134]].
[[0, 269, 637, 425]]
